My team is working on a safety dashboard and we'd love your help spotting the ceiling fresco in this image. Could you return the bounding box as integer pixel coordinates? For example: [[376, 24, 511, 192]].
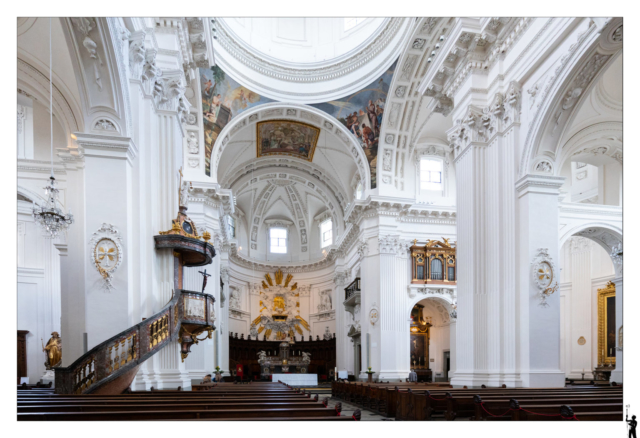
[[200, 59, 398, 188]]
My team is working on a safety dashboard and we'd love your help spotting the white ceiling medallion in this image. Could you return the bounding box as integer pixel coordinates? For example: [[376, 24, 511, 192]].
[[531, 248, 558, 307], [89, 223, 123, 292]]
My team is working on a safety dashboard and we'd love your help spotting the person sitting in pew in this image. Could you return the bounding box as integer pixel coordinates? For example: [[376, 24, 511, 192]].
[[200, 374, 212, 384]]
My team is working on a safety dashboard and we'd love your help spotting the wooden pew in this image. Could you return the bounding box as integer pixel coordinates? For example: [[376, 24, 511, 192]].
[[473, 394, 623, 421], [18, 401, 330, 413], [18, 403, 347, 421], [510, 401, 622, 421]]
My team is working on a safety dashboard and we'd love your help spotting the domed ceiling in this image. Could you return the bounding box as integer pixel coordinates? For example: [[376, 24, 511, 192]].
[[209, 17, 414, 103]]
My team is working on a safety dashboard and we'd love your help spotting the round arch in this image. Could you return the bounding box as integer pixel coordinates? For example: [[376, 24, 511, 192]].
[[520, 19, 622, 177], [559, 222, 622, 276], [209, 102, 372, 191], [553, 121, 622, 176], [407, 293, 455, 324]]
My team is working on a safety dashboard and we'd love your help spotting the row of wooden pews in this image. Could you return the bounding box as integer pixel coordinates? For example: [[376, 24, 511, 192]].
[[332, 381, 623, 421], [18, 381, 360, 421]]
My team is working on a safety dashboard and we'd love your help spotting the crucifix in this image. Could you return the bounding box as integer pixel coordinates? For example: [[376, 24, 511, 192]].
[[198, 269, 212, 293]]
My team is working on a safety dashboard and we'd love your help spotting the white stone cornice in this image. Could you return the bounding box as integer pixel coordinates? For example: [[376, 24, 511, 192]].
[[17, 159, 67, 175], [73, 132, 138, 164], [189, 182, 235, 216], [515, 174, 566, 196], [309, 309, 336, 321], [344, 196, 456, 226]]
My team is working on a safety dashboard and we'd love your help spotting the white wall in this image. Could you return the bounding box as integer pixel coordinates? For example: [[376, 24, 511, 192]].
[[560, 237, 615, 378], [17, 201, 62, 384]]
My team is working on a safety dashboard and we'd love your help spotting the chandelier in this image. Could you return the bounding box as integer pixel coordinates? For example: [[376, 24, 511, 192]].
[[33, 175, 73, 238], [32, 18, 74, 238]]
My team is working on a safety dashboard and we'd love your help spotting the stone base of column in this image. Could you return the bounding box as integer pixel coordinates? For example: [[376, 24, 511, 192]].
[[610, 369, 623, 384], [151, 369, 192, 390], [131, 368, 156, 391]]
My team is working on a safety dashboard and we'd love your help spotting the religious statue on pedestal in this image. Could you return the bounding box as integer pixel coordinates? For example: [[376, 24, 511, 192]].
[[42, 332, 62, 369]]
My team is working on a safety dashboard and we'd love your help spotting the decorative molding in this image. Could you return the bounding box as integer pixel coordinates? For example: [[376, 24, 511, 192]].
[[369, 302, 379, 326], [187, 131, 199, 154], [70, 18, 104, 91], [213, 17, 404, 84], [531, 248, 558, 307], [88, 223, 123, 291]]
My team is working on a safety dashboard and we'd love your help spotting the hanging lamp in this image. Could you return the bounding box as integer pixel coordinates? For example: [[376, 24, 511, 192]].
[[32, 18, 74, 238]]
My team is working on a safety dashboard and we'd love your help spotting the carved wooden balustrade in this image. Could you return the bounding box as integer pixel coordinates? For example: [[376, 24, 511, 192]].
[[345, 277, 361, 301], [55, 290, 215, 394]]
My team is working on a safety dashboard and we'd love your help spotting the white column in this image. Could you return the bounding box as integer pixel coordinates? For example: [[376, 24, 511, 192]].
[[58, 160, 86, 366], [333, 271, 348, 375], [516, 174, 566, 387], [568, 238, 593, 378], [377, 236, 410, 380], [610, 276, 623, 383], [449, 84, 523, 387], [449, 319, 457, 381]]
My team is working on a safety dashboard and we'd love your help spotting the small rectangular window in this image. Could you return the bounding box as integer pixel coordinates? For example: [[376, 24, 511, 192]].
[[270, 228, 287, 254], [420, 158, 443, 192], [320, 219, 333, 248], [227, 216, 236, 238]]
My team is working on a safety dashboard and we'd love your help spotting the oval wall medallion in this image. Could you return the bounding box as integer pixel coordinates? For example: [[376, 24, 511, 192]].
[[577, 336, 586, 345]]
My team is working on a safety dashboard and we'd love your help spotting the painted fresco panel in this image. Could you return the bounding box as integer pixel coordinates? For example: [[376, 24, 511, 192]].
[[256, 120, 320, 161], [311, 60, 397, 188], [200, 66, 273, 176]]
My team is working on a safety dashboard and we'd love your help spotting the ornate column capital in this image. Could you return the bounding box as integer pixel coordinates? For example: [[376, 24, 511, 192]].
[[378, 235, 399, 255]]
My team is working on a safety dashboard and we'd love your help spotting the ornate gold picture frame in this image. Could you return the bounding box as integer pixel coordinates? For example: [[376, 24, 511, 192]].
[[597, 281, 616, 366]]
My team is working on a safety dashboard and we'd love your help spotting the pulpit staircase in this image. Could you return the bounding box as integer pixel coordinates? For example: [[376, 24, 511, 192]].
[[54, 208, 217, 394]]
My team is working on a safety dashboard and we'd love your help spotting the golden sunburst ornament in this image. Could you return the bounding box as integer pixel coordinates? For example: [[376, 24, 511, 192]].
[[251, 269, 309, 341]]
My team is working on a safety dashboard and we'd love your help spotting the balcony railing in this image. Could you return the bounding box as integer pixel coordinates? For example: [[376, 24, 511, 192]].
[[345, 277, 361, 302]]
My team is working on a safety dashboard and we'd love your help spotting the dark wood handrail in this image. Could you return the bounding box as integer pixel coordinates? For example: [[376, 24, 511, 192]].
[[54, 290, 215, 394]]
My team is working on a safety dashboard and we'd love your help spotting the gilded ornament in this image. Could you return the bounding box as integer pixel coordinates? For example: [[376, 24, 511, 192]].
[[42, 332, 62, 369]]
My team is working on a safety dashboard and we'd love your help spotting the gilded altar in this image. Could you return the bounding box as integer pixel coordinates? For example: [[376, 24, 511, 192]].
[[251, 269, 311, 341], [257, 341, 311, 375]]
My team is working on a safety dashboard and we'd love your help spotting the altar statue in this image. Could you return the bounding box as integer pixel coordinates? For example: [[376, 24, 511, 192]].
[[42, 332, 62, 369]]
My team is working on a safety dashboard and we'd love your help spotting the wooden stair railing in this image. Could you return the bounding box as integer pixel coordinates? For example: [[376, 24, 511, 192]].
[[54, 290, 216, 395], [55, 206, 217, 395]]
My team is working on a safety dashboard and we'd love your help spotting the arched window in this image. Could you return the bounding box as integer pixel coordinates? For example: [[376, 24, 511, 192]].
[[269, 228, 287, 254], [420, 158, 443, 192], [356, 182, 363, 200], [320, 218, 333, 248], [430, 258, 443, 280]]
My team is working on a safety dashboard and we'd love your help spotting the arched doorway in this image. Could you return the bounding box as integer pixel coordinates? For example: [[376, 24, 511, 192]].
[[558, 224, 622, 383], [408, 297, 453, 383]]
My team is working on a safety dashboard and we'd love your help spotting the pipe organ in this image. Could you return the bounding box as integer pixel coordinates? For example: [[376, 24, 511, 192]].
[[410, 239, 456, 284]]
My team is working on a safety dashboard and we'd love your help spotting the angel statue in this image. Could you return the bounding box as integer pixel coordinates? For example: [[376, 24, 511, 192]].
[[42, 332, 62, 369], [301, 351, 311, 364], [257, 350, 267, 363]]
